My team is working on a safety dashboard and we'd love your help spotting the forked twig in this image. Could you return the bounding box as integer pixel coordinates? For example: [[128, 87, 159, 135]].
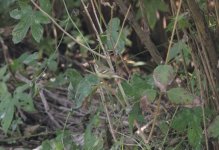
[[30, 0, 106, 59]]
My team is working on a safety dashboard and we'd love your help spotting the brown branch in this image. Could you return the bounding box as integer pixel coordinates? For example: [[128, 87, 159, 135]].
[[186, 0, 219, 81], [114, 0, 163, 64]]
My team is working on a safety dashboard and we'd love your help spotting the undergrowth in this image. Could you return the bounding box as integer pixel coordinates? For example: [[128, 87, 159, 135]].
[[0, 0, 219, 150]]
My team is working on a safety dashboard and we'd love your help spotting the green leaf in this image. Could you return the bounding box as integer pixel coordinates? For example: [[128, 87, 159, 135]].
[[159, 121, 169, 134], [0, 65, 7, 79], [167, 41, 184, 62], [106, 18, 128, 54], [166, 40, 190, 63], [122, 74, 153, 101], [128, 103, 144, 131], [84, 126, 104, 150], [0, 82, 10, 99], [141, 89, 157, 102], [74, 75, 99, 108], [167, 88, 195, 105], [18, 0, 29, 10], [144, 0, 168, 29], [35, 11, 50, 24], [31, 23, 43, 43], [166, 13, 190, 32], [10, 9, 22, 19], [12, 19, 31, 43], [39, 0, 52, 13], [65, 69, 83, 86], [47, 59, 58, 72], [68, 83, 75, 101], [1, 102, 14, 133], [42, 131, 79, 150], [15, 83, 30, 93], [171, 109, 191, 132], [207, 115, 219, 138], [110, 18, 120, 30], [188, 126, 202, 149], [11, 5, 34, 43], [0, 0, 15, 13], [14, 84, 35, 112], [23, 52, 38, 65], [153, 65, 175, 92], [11, 3, 50, 43], [16, 93, 35, 112], [0, 91, 14, 133]]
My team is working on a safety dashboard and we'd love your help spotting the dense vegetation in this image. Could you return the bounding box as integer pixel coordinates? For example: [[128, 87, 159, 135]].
[[0, 0, 219, 149]]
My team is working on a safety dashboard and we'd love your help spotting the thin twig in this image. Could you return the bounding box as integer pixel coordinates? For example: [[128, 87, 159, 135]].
[[113, 5, 131, 50], [39, 90, 61, 128], [81, 0, 129, 106], [161, 106, 179, 148], [147, 92, 162, 142], [81, 0, 113, 69], [90, 0, 103, 33], [30, 0, 106, 59], [99, 87, 117, 142], [165, 0, 182, 64], [62, 0, 90, 48], [114, 0, 163, 64], [191, 51, 209, 150]]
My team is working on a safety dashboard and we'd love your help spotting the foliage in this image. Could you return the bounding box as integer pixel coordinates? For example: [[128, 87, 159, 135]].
[[0, 0, 218, 149], [167, 87, 195, 105], [142, 0, 168, 29], [122, 74, 154, 101], [10, 1, 51, 43], [105, 18, 130, 54], [67, 70, 100, 108], [153, 65, 175, 92], [171, 108, 203, 149], [0, 66, 35, 133], [41, 130, 79, 150], [207, 115, 219, 138]]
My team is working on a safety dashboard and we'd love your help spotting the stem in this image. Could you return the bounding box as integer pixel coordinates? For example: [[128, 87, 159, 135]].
[[30, 0, 106, 59]]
